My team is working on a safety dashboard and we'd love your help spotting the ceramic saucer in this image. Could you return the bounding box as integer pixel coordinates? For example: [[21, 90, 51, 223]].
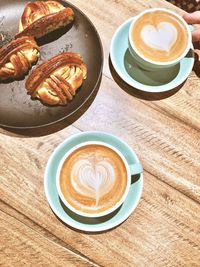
[[44, 131, 143, 232], [110, 18, 194, 93]]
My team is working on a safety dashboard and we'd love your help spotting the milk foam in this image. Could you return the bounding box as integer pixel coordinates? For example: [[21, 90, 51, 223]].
[[141, 22, 177, 51], [71, 152, 115, 207]]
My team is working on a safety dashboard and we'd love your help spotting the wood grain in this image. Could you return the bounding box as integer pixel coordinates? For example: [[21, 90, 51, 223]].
[[1, 76, 199, 203], [0, 0, 200, 266], [73, 75, 200, 203], [67, 0, 200, 131], [0, 209, 97, 267], [0, 123, 200, 266]]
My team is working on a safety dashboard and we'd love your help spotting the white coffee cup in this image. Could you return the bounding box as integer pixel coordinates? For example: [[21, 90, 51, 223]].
[[56, 141, 143, 218], [128, 8, 192, 70]]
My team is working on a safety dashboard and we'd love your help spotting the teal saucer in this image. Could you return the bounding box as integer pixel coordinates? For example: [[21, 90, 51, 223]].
[[44, 131, 143, 232], [110, 18, 194, 93]]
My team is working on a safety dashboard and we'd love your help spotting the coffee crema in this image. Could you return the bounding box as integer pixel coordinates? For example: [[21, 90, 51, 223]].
[[131, 10, 189, 62], [59, 144, 128, 214]]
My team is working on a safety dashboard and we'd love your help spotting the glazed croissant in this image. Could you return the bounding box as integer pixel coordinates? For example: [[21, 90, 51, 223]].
[[26, 52, 87, 105], [0, 36, 40, 81], [17, 1, 74, 38]]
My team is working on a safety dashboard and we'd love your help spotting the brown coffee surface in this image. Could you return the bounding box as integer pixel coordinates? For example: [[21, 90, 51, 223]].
[[131, 10, 189, 62], [60, 144, 128, 214]]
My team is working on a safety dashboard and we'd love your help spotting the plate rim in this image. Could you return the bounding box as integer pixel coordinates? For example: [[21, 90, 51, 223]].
[[44, 131, 143, 232], [0, 0, 104, 129], [110, 17, 194, 93]]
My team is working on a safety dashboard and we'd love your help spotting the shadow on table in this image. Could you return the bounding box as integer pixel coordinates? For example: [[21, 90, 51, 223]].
[[53, 174, 141, 234], [56, 199, 123, 235], [36, 22, 74, 47], [1, 75, 102, 137], [109, 55, 185, 101]]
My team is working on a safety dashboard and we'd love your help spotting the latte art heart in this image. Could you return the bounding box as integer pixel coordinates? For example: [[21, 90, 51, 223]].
[[59, 144, 128, 214], [141, 22, 177, 51], [71, 152, 115, 206], [131, 9, 189, 62]]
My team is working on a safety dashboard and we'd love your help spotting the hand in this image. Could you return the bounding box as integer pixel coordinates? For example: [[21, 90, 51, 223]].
[[183, 11, 200, 42]]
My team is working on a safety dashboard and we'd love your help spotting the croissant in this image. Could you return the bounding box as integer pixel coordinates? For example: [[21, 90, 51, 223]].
[[26, 52, 87, 105], [17, 1, 74, 39], [0, 36, 40, 81]]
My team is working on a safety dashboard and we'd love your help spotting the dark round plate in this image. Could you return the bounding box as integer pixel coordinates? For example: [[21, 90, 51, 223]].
[[0, 0, 103, 129]]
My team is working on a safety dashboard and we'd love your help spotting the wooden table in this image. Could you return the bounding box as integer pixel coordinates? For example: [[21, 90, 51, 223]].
[[1, 0, 200, 266]]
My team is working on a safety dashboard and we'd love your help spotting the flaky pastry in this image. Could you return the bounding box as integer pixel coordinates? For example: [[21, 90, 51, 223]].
[[17, 1, 74, 38], [0, 36, 40, 81], [26, 52, 87, 105]]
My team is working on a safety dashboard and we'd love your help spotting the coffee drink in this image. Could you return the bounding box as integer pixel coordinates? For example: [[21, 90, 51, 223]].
[[59, 144, 128, 215], [131, 9, 189, 63]]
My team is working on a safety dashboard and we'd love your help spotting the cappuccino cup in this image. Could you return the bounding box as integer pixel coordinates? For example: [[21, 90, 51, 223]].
[[128, 8, 192, 70], [56, 141, 143, 217]]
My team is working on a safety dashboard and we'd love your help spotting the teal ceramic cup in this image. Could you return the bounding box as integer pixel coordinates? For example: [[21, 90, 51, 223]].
[[128, 8, 192, 70], [56, 140, 143, 218], [44, 131, 143, 231]]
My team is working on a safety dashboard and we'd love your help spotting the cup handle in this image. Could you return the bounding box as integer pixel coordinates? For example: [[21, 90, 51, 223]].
[[129, 162, 143, 176], [189, 24, 194, 32]]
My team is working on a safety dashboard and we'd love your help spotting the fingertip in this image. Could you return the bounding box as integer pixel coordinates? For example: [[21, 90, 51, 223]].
[[183, 11, 200, 24], [183, 12, 189, 20], [183, 13, 194, 23], [192, 28, 200, 42]]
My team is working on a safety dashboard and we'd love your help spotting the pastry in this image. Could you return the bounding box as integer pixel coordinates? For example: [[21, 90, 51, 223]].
[[0, 36, 40, 81], [26, 52, 87, 105], [17, 1, 74, 38]]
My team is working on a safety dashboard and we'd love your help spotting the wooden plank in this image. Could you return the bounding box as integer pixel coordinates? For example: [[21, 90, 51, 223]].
[[0, 209, 98, 267], [0, 121, 200, 266], [0, 0, 199, 266], [1, 0, 198, 201], [73, 75, 200, 203], [67, 0, 200, 130], [1, 73, 199, 203], [0, 154, 200, 266]]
